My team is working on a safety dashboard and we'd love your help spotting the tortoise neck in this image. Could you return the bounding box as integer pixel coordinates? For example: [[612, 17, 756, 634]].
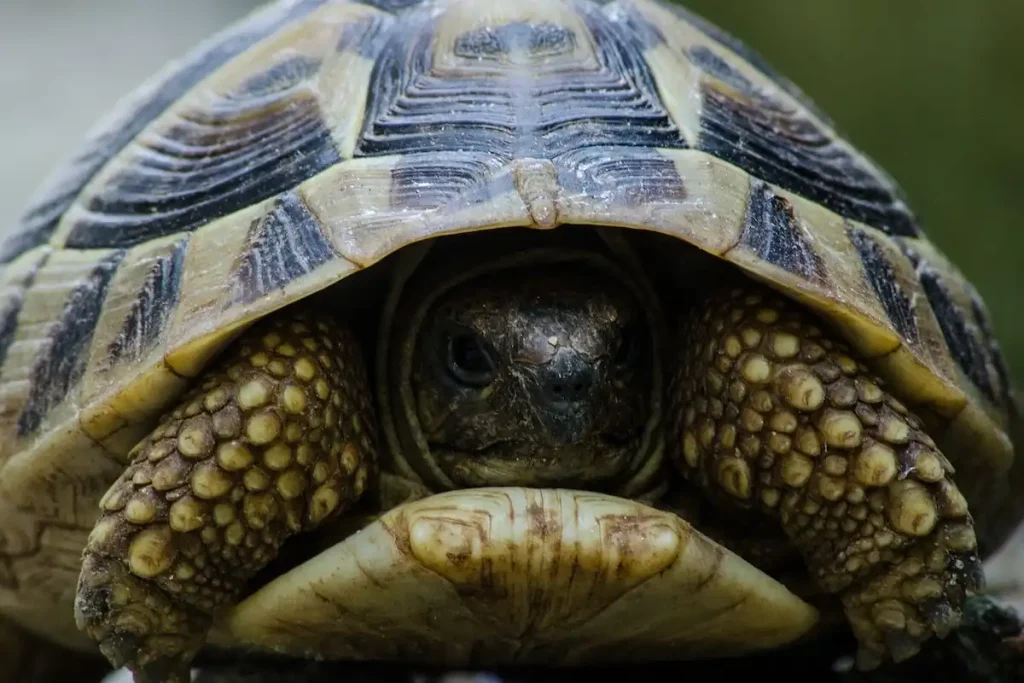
[[375, 229, 668, 499]]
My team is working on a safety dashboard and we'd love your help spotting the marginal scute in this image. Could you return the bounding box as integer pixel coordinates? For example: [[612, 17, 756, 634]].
[[637, 0, 919, 240], [231, 192, 337, 306], [17, 249, 126, 437]]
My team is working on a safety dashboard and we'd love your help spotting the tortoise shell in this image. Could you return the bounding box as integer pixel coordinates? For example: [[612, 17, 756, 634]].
[[0, 0, 1019, 655]]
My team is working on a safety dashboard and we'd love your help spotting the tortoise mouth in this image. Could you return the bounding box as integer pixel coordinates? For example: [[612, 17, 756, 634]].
[[207, 487, 818, 666], [430, 433, 640, 488]]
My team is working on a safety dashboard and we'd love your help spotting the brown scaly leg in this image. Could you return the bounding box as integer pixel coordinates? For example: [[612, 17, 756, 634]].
[[74, 310, 377, 683], [668, 284, 983, 669]]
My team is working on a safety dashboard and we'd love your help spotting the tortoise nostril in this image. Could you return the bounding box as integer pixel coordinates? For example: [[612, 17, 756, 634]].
[[540, 369, 594, 406]]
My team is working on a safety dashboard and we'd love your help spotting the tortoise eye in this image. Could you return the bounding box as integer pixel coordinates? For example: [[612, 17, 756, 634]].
[[446, 331, 497, 387]]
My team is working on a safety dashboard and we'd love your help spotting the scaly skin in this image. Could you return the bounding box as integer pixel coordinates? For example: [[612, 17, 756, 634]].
[[668, 285, 983, 669], [75, 312, 377, 683]]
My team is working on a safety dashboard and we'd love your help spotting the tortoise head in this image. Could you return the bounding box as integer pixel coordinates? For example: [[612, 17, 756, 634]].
[[381, 246, 664, 493], [410, 263, 653, 488]]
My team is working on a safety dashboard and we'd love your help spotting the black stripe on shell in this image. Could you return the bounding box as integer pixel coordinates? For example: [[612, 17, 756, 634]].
[[600, 1, 666, 50], [0, 251, 50, 372], [738, 181, 825, 283], [356, 3, 686, 159], [18, 250, 126, 436], [556, 146, 687, 206], [106, 237, 189, 365], [662, 3, 839, 130], [688, 45, 758, 95], [969, 287, 1014, 408], [390, 154, 503, 212], [232, 192, 335, 305], [900, 244, 997, 403], [697, 75, 919, 239], [337, 12, 393, 57], [64, 55, 340, 250], [847, 225, 919, 344], [0, 0, 329, 263], [454, 23, 577, 59]]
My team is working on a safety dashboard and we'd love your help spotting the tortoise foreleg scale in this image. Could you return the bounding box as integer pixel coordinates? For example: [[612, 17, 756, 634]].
[[667, 282, 984, 669], [74, 310, 377, 683]]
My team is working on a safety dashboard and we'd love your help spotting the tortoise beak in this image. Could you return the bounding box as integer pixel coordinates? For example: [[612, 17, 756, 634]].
[[526, 348, 601, 445]]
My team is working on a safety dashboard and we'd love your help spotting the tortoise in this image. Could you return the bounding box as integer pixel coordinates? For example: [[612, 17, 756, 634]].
[[0, 0, 1021, 681]]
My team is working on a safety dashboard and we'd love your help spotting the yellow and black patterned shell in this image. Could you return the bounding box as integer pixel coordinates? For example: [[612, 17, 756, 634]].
[[0, 0, 1019, 572]]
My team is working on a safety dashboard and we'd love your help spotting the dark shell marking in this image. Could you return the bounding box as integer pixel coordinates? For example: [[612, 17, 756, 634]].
[[0, 0, 1011, 492], [356, 4, 687, 158], [18, 250, 125, 436], [106, 237, 189, 366], [739, 180, 825, 284], [232, 192, 335, 305], [848, 225, 919, 345], [899, 242, 1004, 405], [0, 251, 49, 371], [696, 64, 918, 239], [0, 0, 331, 264], [63, 53, 340, 250]]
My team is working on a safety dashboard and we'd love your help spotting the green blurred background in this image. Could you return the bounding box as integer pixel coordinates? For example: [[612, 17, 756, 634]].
[[0, 0, 1021, 388]]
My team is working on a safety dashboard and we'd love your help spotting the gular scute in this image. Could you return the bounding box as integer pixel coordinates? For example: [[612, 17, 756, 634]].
[[214, 489, 818, 663], [404, 489, 681, 609]]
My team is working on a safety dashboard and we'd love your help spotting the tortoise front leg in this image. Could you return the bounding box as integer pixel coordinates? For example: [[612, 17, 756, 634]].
[[75, 311, 377, 683], [667, 284, 983, 669]]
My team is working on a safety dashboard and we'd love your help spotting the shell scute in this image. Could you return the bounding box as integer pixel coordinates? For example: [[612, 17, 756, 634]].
[[56, 5, 347, 252], [0, 0, 332, 265], [634, 0, 919, 240]]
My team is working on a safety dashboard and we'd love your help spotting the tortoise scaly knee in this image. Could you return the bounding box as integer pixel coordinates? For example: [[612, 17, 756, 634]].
[[74, 311, 377, 683], [668, 285, 982, 668]]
